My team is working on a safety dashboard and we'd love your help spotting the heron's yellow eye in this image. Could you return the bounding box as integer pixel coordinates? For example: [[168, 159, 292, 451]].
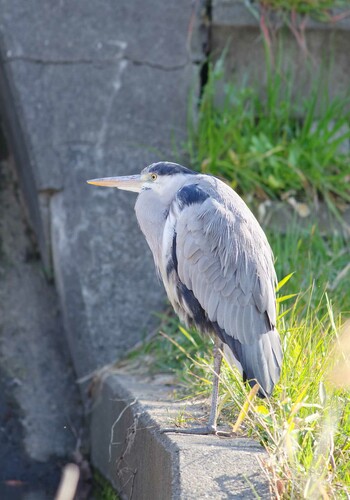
[[150, 173, 157, 181]]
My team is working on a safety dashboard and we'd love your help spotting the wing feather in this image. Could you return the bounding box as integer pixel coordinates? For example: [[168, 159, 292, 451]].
[[213, 275, 226, 293], [183, 237, 199, 260], [198, 256, 212, 273], [202, 281, 212, 312], [207, 289, 220, 318], [239, 291, 252, 307]]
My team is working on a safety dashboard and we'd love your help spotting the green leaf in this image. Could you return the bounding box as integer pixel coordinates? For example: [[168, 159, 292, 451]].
[[255, 405, 270, 416], [277, 293, 298, 303], [276, 272, 294, 292], [179, 326, 199, 348]]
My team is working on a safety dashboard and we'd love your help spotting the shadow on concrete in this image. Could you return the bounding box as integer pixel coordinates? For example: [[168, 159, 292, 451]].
[[0, 368, 62, 500]]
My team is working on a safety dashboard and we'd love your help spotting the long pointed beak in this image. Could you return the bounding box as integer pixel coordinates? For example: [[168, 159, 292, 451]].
[[87, 174, 144, 193]]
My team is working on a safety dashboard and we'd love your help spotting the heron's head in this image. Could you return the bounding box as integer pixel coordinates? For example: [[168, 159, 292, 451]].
[[87, 162, 197, 198]]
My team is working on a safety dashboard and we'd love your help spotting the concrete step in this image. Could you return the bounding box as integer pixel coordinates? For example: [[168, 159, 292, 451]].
[[90, 371, 271, 499]]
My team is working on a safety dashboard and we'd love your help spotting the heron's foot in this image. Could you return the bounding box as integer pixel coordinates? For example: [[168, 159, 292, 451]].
[[161, 425, 232, 437]]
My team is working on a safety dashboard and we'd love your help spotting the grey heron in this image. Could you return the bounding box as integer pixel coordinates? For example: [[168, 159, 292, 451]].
[[87, 162, 282, 434]]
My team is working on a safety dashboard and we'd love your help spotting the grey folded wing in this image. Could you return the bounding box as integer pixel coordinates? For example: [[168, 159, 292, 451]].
[[174, 181, 282, 395]]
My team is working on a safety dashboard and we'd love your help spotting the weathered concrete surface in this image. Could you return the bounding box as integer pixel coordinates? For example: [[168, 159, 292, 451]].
[[211, 0, 350, 110], [91, 372, 271, 499], [0, 1, 197, 379], [0, 156, 82, 484]]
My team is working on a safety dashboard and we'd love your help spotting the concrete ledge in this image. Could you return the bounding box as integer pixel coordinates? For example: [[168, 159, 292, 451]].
[[212, 0, 350, 30], [210, 1, 350, 112], [90, 372, 271, 499]]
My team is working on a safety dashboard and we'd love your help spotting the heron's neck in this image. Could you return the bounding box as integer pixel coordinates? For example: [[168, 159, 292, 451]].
[[135, 189, 168, 268]]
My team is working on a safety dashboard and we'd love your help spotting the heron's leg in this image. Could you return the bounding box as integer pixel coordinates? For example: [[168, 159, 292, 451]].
[[207, 336, 223, 432], [161, 336, 231, 436]]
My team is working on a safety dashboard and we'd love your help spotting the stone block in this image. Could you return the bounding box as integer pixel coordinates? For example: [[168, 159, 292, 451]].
[[0, 0, 197, 378], [0, 0, 191, 67], [212, 0, 350, 30], [90, 372, 271, 499], [211, 1, 350, 113]]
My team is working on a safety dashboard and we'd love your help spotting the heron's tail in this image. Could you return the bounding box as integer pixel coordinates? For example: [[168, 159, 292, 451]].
[[222, 327, 282, 398]]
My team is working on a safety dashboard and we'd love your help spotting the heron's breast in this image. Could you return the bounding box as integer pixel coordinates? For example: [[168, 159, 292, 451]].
[[135, 192, 167, 266]]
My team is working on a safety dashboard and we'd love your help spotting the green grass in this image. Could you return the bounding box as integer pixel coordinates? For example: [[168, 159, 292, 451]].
[[272, 225, 350, 313], [92, 469, 119, 500], [133, 226, 350, 498], [187, 62, 350, 213]]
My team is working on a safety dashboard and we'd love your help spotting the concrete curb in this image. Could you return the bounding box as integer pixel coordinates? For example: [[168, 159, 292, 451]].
[[90, 372, 271, 499]]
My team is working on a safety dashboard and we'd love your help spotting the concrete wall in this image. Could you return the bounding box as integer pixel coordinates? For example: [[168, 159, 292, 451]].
[[0, 0, 200, 381]]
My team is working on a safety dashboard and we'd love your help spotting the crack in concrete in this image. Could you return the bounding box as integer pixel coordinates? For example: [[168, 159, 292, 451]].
[[125, 55, 190, 71], [199, 0, 212, 96], [116, 413, 139, 500], [1, 54, 190, 71], [38, 187, 63, 195]]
